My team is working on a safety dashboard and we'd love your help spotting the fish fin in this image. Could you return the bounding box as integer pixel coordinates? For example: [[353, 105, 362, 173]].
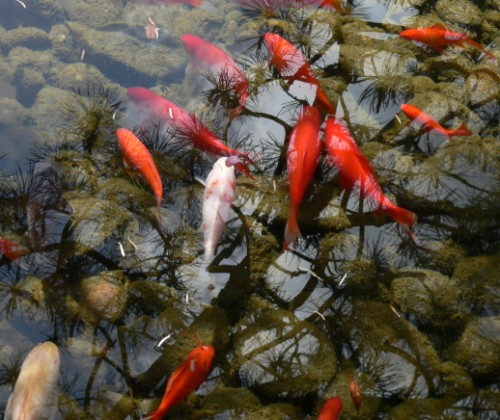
[[381, 203, 417, 241], [283, 209, 301, 251], [462, 39, 496, 60], [450, 122, 472, 137], [429, 23, 447, 30]]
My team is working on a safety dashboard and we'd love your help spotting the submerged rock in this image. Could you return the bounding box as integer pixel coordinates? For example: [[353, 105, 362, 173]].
[[391, 269, 469, 332], [80, 270, 129, 323], [446, 316, 500, 382], [233, 296, 337, 400], [338, 301, 442, 399], [452, 255, 500, 316]]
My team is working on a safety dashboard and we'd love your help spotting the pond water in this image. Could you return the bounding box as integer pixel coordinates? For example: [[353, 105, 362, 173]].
[[0, 0, 499, 418]]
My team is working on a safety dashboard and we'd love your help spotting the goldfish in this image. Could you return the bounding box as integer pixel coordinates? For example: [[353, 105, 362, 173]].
[[400, 23, 495, 60], [180, 34, 249, 119], [126, 87, 253, 178], [317, 396, 342, 420], [0, 237, 29, 261], [116, 128, 163, 222], [202, 156, 238, 262], [284, 106, 322, 250], [263, 32, 335, 115], [400, 103, 472, 138], [4, 342, 60, 420], [324, 117, 417, 238], [148, 334, 215, 420]]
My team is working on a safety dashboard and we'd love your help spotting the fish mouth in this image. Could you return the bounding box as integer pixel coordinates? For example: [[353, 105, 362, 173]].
[[225, 155, 242, 167]]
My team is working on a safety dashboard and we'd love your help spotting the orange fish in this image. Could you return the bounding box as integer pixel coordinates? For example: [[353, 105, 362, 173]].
[[180, 34, 249, 119], [0, 237, 29, 261], [126, 87, 253, 178], [116, 128, 163, 222], [149, 335, 215, 420], [263, 32, 335, 115], [400, 23, 495, 60], [324, 117, 417, 238], [400, 103, 472, 138], [349, 376, 362, 413], [284, 106, 322, 250], [317, 396, 342, 420]]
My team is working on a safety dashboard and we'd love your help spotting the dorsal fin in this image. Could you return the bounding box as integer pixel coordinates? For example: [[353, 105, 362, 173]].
[[429, 23, 446, 30]]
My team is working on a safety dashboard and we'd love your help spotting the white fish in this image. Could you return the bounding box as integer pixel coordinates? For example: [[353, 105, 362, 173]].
[[202, 157, 239, 262], [5, 342, 60, 420]]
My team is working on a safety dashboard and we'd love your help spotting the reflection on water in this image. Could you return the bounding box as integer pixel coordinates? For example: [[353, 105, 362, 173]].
[[0, 0, 499, 418]]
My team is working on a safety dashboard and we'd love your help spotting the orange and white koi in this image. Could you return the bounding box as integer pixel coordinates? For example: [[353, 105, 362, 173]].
[[324, 117, 417, 238], [317, 396, 342, 420], [202, 156, 238, 262], [400, 23, 495, 60], [127, 87, 253, 178], [284, 106, 322, 250], [180, 34, 249, 119], [400, 103, 472, 138], [116, 128, 163, 221], [0, 237, 29, 261], [148, 335, 215, 420], [4, 342, 60, 420], [263, 32, 335, 115]]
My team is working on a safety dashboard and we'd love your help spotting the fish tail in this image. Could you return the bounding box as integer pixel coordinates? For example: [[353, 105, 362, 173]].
[[463, 39, 495, 60], [381, 202, 417, 240], [449, 122, 472, 137], [283, 209, 301, 251]]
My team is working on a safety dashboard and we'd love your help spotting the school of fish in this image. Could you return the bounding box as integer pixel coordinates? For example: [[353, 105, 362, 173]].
[[4, 0, 497, 418]]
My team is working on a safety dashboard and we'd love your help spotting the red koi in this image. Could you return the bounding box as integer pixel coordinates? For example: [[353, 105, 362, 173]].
[[400, 23, 495, 60], [149, 335, 215, 420], [324, 117, 417, 238], [127, 87, 253, 178], [116, 128, 163, 221], [284, 106, 322, 250], [263, 33, 335, 115], [0, 237, 29, 261], [400, 103, 472, 137], [318, 396, 342, 420], [180, 34, 249, 119]]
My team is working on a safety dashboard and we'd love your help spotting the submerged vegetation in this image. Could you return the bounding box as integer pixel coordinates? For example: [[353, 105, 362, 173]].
[[0, 0, 499, 418]]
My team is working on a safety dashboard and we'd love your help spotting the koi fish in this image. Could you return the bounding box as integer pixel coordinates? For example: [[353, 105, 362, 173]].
[[324, 117, 417, 237], [400, 103, 472, 137], [349, 376, 362, 413], [127, 87, 253, 178], [116, 128, 163, 221], [5, 342, 60, 420], [180, 34, 249, 119], [284, 106, 322, 250], [263, 33, 335, 115], [0, 237, 29, 261], [400, 23, 495, 60], [202, 156, 238, 262], [148, 335, 215, 420], [317, 396, 342, 420]]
